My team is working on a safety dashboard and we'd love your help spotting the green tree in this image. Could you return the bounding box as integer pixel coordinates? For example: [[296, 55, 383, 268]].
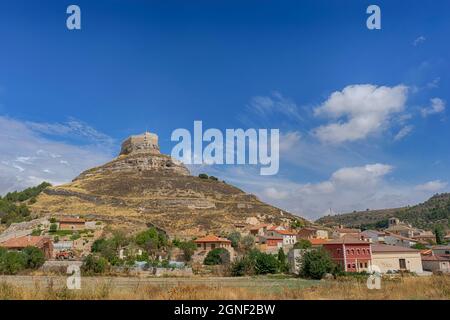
[[49, 223, 58, 233], [227, 231, 241, 249], [253, 251, 279, 275], [411, 243, 427, 250], [179, 241, 197, 262], [277, 248, 288, 273], [0, 251, 27, 274], [198, 173, 209, 179], [434, 225, 446, 245], [23, 246, 45, 269], [294, 239, 312, 249], [204, 248, 230, 265], [81, 254, 109, 274], [240, 235, 255, 252], [300, 249, 335, 280]]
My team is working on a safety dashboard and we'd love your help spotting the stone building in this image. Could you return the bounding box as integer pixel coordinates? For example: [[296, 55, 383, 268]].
[[120, 132, 160, 155]]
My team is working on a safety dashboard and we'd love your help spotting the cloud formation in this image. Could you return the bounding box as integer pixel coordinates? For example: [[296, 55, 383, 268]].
[[313, 84, 408, 144], [0, 116, 114, 195], [421, 98, 446, 117]]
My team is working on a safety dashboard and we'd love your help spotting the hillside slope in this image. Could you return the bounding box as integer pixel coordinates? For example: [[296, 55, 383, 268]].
[[31, 133, 303, 237], [316, 193, 450, 230]]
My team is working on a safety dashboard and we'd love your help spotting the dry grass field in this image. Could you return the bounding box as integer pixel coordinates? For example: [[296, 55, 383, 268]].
[[0, 275, 448, 300]]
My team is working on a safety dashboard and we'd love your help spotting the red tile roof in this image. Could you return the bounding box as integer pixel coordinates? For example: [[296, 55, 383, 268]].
[[275, 229, 296, 235], [0, 236, 51, 249], [325, 238, 369, 245], [309, 238, 330, 245], [58, 217, 85, 223], [194, 235, 231, 243]]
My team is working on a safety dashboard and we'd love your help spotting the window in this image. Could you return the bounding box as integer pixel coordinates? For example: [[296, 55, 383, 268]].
[[347, 264, 351, 269], [357, 249, 360, 255], [364, 262, 368, 268], [351, 249, 354, 255], [399, 258, 406, 269], [211, 244, 216, 249], [359, 263, 363, 268], [337, 249, 341, 254], [346, 249, 350, 255]]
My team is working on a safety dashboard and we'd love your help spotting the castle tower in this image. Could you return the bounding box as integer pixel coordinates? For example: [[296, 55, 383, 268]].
[[120, 132, 160, 155]]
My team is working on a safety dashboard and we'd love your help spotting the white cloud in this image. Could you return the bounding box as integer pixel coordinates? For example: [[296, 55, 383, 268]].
[[421, 98, 446, 117], [246, 91, 302, 122], [313, 84, 408, 144], [0, 116, 114, 195], [394, 125, 414, 141], [413, 36, 426, 46], [415, 180, 448, 192]]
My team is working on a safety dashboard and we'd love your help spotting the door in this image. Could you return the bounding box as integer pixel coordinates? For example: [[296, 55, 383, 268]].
[[399, 258, 406, 270]]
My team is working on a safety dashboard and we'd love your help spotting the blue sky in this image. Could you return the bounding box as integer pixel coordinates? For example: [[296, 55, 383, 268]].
[[0, 0, 449, 220]]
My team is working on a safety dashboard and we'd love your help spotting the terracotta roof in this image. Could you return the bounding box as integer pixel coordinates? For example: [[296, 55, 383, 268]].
[[274, 229, 296, 235], [194, 235, 231, 243], [371, 244, 419, 253], [309, 238, 329, 245], [261, 236, 283, 241], [334, 228, 361, 233], [421, 255, 450, 262], [0, 236, 50, 248], [421, 249, 432, 255], [58, 217, 85, 223]]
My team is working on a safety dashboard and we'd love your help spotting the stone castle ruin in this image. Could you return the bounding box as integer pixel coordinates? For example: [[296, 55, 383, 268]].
[[120, 132, 160, 155]]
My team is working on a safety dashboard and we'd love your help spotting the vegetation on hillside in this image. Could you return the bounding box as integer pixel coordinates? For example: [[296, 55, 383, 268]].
[[0, 246, 45, 275], [316, 193, 450, 231], [0, 182, 51, 226]]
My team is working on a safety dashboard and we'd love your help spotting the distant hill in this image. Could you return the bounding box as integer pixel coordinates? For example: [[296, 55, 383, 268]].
[[316, 193, 450, 231]]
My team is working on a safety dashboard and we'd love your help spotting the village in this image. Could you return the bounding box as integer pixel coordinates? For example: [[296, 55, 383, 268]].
[[0, 214, 449, 278]]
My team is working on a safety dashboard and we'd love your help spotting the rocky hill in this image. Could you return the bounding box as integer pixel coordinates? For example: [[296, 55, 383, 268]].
[[31, 132, 303, 237], [316, 193, 450, 230]]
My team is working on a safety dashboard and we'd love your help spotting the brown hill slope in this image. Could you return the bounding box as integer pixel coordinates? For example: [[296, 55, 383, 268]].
[[31, 132, 303, 237]]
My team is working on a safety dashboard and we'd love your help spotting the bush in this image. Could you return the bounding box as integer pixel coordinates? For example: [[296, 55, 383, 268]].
[[300, 249, 335, 279], [294, 239, 312, 249], [23, 246, 45, 269], [198, 173, 209, 179], [209, 176, 218, 181], [231, 250, 279, 276], [179, 240, 197, 262], [135, 227, 167, 252], [49, 223, 58, 233], [82, 254, 109, 274], [240, 235, 255, 252], [277, 248, 288, 273], [0, 251, 27, 274], [204, 248, 230, 265], [227, 231, 241, 249]]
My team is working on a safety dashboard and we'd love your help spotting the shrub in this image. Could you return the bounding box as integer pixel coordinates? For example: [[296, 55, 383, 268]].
[[198, 173, 209, 179], [300, 249, 335, 279], [0, 251, 27, 274], [179, 240, 197, 262], [231, 250, 279, 276], [204, 248, 230, 265], [240, 235, 255, 252], [23, 246, 45, 269], [135, 227, 167, 252], [209, 176, 218, 181], [49, 223, 58, 233], [294, 239, 312, 249], [227, 231, 241, 249], [277, 248, 288, 273], [82, 254, 109, 274], [254, 251, 279, 274]]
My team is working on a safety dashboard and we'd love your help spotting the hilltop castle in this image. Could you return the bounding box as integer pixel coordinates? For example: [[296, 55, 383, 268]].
[[120, 132, 160, 155]]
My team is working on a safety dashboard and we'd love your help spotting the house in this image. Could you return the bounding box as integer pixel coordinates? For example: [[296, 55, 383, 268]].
[[309, 238, 329, 248], [193, 235, 235, 262], [361, 230, 385, 243], [323, 238, 372, 272], [331, 226, 361, 239], [258, 236, 283, 254], [385, 217, 429, 238], [371, 244, 423, 274], [384, 233, 418, 248], [249, 224, 269, 237], [421, 255, 450, 273], [0, 235, 53, 259], [267, 229, 297, 246], [412, 231, 436, 244], [296, 227, 328, 240], [431, 245, 450, 257], [58, 217, 86, 230]]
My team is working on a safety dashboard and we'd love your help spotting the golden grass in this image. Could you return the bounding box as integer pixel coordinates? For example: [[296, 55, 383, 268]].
[[0, 275, 448, 300]]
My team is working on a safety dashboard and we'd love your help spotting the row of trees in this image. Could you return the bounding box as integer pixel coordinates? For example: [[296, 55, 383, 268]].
[[0, 182, 51, 226], [0, 246, 45, 274]]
